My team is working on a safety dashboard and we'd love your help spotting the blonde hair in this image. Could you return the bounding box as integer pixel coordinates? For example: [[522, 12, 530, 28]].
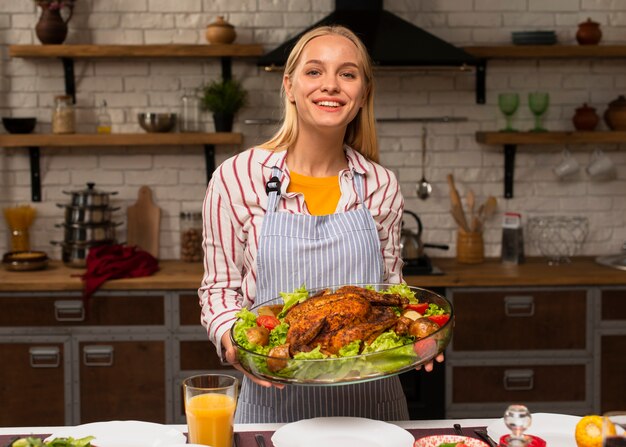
[[258, 25, 379, 163]]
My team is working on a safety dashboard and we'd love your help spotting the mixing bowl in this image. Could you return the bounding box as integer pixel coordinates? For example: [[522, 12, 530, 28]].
[[2, 117, 37, 134], [230, 283, 453, 385], [137, 113, 177, 133], [527, 215, 589, 265]]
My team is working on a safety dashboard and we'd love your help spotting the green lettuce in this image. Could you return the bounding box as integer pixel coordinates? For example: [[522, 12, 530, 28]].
[[277, 284, 309, 318]]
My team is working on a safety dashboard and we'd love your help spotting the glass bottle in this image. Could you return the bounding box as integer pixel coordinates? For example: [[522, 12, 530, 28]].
[[96, 100, 112, 134], [52, 95, 75, 134], [180, 212, 203, 262], [499, 404, 532, 447], [180, 88, 200, 132]]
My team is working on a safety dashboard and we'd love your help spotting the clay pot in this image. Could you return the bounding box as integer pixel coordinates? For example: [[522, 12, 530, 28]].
[[604, 95, 626, 131], [35, 4, 74, 45], [576, 18, 602, 45], [572, 103, 599, 131], [205, 16, 236, 44]]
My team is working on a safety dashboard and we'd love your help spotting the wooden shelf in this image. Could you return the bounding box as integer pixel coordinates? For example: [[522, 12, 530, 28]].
[[464, 45, 626, 59], [476, 131, 626, 145], [0, 132, 243, 148], [9, 44, 264, 59]]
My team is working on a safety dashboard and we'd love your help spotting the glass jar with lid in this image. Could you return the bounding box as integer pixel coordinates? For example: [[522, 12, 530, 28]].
[[52, 95, 75, 134], [180, 212, 203, 262], [180, 89, 200, 132]]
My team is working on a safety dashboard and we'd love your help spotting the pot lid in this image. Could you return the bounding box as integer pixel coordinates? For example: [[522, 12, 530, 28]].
[[608, 95, 626, 108], [63, 182, 118, 196]]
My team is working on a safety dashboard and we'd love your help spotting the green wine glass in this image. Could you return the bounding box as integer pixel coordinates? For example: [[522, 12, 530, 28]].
[[498, 93, 520, 132], [529, 92, 550, 132]]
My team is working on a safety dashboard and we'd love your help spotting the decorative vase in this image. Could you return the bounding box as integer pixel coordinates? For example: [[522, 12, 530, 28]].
[[205, 16, 237, 44], [576, 18, 602, 45], [35, 3, 74, 45], [213, 113, 234, 132], [572, 103, 599, 131], [604, 95, 626, 131]]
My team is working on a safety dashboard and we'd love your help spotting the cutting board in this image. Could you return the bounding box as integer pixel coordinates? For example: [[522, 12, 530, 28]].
[[127, 185, 161, 258]]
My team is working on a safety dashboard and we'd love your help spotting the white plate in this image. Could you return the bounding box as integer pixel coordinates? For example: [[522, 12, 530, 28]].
[[272, 417, 414, 447], [487, 413, 581, 447], [46, 420, 187, 447]]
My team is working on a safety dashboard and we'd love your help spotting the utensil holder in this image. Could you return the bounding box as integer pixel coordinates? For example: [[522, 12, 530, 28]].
[[456, 230, 484, 264]]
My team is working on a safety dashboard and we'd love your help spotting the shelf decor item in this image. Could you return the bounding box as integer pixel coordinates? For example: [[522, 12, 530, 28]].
[[572, 103, 599, 131], [604, 95, 626, 131], [498, 93, 520, 132], [528, 92, 550, 132], [34, 0, 75, 45], [205, 16, 236, 44], [200, 78, 247, 132], [576, 18, 602, 45]]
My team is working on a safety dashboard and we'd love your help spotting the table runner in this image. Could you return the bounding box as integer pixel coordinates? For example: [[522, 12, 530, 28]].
[[0, 427, 486, 447]]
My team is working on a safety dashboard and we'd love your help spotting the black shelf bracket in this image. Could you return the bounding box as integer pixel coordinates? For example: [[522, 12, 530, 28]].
[[476, 59, 486, 104], [504, 144, 516, 199], [28, 146, 42, 202], [61, 57, 76, 103], [204, 144, 216, 184], [221, 56, 232, 81]]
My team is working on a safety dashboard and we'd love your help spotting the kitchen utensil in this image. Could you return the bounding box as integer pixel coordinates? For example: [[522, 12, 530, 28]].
[[63, 183, 118, 207], [447, 174, 470, 232], [137, 113, 177, 133], [2, 117, 37, 134], [127, 186, 161, 258], [576, 18, 602, 45], [58, 204, 120, 224], [454, 424, 464, 436], [3, 205, 36, 252], [417, 127, 432, 200], [56, 222, 121, 243], [474, 429, 498, 447], [586, 148, 616, 179], [553, 149, 580, 179], [230, 284, 453, 385], [400, 210, 449, 261], [479, 196, 498, 228], [498, 93, 520, 132], [572, 103, 599, 131], [2, 251, 49, 271], [466, 189, 476, 229], [51, 240, 113, 268], [596, 242, 626, 271], [456, 230, 484, 264], [254, 434, 267, 447], [527, 215, 589, 265], [604, 95, 626, 130]]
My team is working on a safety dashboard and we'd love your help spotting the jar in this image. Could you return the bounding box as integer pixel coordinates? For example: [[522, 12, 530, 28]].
[[456, 230, 484, 264], [180, 89, 200, 132], [52, 95, 75, 134], [604, 95, 626, 131], [572, 103, 599, 131], [205, 16, 236, 44], [180, 212, 203, 262], [576, 18, 602, 45]]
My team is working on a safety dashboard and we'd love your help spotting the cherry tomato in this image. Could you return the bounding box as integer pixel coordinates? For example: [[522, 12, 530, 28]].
[[257, 315, 281, 331], [406, 303, 429, 314], [427, 314, 450, 327]]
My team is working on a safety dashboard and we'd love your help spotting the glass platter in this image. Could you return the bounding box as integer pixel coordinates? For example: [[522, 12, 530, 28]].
[[229, 284, 454, 385]]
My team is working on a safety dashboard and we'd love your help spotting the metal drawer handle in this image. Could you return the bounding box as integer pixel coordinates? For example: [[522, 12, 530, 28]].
[[29, 346, 60, 368], [54, 300, 85, 322], [503, 369, 534, 391], [504, 295, 535, 317], [83, 345, 114, 367]]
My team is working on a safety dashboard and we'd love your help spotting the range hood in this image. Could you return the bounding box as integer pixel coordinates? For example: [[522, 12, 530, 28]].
[[258, 0, 478, 70]]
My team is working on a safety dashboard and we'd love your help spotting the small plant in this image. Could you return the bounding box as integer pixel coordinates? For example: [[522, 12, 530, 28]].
[[200, 78, 247, 116]]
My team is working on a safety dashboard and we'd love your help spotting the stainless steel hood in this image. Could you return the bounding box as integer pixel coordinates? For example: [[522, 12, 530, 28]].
[[258, 0, 478, 70]]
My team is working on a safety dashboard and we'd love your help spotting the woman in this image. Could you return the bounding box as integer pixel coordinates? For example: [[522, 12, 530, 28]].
[[199, 25, 439, 423]]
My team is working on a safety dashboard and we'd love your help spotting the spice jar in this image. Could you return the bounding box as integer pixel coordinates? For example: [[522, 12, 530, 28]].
[[180, 212, 203, 262], [52, 95, 75, 134]]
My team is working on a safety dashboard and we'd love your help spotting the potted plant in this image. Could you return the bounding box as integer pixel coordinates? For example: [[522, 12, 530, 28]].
[[200, 78, 247, 132]]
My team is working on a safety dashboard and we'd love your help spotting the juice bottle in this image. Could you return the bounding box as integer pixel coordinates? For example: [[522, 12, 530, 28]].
[[185, 393, 236, 447]]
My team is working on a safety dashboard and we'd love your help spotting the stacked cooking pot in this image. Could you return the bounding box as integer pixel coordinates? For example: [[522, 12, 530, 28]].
[[52, 183, 120, 268]]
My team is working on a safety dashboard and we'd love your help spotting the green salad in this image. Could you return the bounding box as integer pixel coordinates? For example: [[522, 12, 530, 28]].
[[231, 284, 451, 383]]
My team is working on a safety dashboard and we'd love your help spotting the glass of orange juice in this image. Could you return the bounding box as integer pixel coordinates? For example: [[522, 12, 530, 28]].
[[183, 374, 238, 447]]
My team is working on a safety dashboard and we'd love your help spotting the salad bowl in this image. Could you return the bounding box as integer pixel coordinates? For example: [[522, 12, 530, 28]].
[[230, 283, 454, 385]]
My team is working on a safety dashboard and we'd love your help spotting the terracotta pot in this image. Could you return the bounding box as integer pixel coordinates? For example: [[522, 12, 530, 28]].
[[572, 103, 599, 131], [35, 4, 74, 45], [576, 18, 602, 45], [205, 16, 236, 44], [604, 95, 626, 131]]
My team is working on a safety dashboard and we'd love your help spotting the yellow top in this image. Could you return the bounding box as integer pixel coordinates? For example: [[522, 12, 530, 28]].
[[287, 171, 341, 216]]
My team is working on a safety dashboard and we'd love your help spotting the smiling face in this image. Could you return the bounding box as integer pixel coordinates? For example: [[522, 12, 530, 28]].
[[283, 34, 367, 136]]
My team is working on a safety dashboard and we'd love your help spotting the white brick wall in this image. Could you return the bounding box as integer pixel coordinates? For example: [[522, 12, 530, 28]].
[[1, 1, 625, 262]]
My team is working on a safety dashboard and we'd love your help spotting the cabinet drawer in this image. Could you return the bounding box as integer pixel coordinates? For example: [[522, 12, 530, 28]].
[[179, 293, 201, 326], [601, 290, 626, 321], [451, 364, 586, 403], [0, 341, 67, 426], [179, 340, 229, 371], [0, 295, 164, 327], [452, 289, 587, 351]]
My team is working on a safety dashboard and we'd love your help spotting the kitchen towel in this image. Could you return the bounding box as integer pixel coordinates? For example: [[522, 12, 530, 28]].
[[81, 244, 159, 300]]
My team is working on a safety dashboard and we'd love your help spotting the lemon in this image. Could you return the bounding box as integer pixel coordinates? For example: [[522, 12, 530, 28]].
[[575, 415, 616, 447]]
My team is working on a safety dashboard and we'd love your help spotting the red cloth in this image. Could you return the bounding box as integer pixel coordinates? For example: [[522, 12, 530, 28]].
[[81, 244, 159, 299]]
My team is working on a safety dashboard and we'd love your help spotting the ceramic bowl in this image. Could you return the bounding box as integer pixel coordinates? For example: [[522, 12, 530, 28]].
[[2, 117, 37, 134]]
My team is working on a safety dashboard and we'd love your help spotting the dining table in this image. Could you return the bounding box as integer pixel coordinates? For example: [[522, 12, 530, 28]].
[[0, 418, 497, 447]]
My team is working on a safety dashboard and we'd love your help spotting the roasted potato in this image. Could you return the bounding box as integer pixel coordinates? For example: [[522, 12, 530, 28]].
[[267, 343, 290, 372], [245, 325, 269, 346], [409, 317, 440, 339]]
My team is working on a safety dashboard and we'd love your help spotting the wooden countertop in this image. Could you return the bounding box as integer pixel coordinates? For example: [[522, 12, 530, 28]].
[[0, 257, 624, 292]]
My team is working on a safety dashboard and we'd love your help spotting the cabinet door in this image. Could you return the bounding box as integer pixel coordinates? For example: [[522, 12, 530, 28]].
[[178, 293, 202, 327], [78, 340, 166, 423], [0, 340, 68, 426], [452, 289, 587, 351], [601, 334, 626, 412]]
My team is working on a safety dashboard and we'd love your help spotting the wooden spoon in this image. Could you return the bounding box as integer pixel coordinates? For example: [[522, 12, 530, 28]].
[[447, 174, 469, 232], [467, 189, 476, 231]]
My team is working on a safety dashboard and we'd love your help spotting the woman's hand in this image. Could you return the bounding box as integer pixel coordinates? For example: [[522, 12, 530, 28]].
[[415, 352, 444, 372], [221, 332, 285, 389]]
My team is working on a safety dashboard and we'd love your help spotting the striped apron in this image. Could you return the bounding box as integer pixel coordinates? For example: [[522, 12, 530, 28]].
[[235, 167, 409, 423]]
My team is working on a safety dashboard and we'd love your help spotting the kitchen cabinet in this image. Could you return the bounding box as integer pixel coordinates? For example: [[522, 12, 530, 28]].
[[4, 44, 263, 201]]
